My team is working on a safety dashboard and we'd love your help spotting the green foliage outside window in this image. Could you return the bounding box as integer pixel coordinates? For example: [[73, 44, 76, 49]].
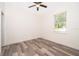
[[55, 12, 66, 29]]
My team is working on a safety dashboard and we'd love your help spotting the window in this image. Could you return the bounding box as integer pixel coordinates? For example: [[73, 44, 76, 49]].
[[55, 12, 66, 31]]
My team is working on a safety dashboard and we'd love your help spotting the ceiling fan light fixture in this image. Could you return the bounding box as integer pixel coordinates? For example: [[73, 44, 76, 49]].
[[36, 5, 39, 7]]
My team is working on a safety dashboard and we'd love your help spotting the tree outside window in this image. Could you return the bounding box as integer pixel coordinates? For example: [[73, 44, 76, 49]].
[[55, 12, 66, 31]]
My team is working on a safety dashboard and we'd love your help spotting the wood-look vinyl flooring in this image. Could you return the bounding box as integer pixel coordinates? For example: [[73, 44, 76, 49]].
[[1, 38, 79, 56]]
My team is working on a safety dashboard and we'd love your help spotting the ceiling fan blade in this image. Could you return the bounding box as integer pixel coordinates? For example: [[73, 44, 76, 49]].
[[28, 5, 36, 8], [37, 7, 39, 11], [40, 4, 47, 8], [34, 2, 42, 4]]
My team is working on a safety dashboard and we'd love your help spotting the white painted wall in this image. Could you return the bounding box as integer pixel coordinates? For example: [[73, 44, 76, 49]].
[[3, 2, 41, 46], [42, 2, 79, 50], [0, 2, 5, 55], [0, 10, 1, 55]]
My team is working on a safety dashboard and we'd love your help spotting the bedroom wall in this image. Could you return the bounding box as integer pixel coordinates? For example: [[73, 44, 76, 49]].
[[42, 2, 79, 50], [0, 10, 1, 55], [0, 2, 5, 55], [3, 2, 41, 46]]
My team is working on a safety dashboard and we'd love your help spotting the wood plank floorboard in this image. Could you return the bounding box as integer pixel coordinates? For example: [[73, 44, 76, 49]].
[[1, 38, 79, 56]]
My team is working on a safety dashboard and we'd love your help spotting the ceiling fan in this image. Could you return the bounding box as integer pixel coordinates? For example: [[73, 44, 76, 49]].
[[28, 2, 47, 11]]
